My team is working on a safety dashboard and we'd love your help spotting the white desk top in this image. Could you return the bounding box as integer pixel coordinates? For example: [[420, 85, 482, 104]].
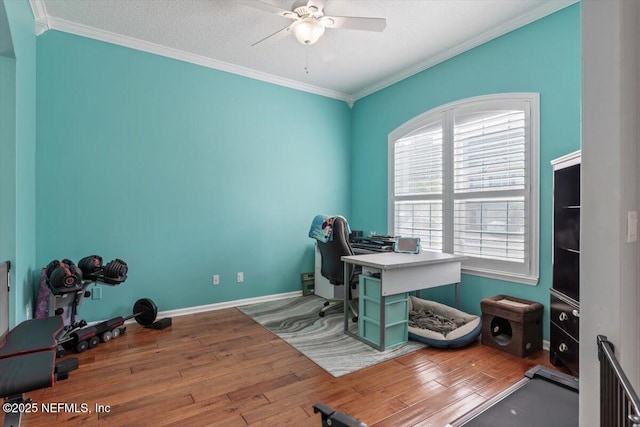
[[342, 250, 465, 270]]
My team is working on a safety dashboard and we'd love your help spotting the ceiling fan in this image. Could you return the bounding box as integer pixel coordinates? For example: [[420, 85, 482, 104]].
[[242, 0, 387, 47]]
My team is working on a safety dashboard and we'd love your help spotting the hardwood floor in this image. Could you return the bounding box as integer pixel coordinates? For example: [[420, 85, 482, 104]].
[[9, 307, 561, 427]]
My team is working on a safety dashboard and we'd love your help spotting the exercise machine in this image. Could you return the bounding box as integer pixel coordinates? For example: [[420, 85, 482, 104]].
[[446, 365, 578, 427], [0, 316, 78, 427], [38, 255, 170, 355], [40, 255, 129, 329], [56, 297, 163, 355]]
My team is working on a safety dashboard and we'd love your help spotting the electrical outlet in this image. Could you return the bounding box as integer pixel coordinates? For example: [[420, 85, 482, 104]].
[[237, 272, 244, 283], [213, 274, 220, 285], [92, 286, 102, 300], [25, 303, 31, 320]]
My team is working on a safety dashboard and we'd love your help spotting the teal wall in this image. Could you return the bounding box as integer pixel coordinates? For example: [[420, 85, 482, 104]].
[[1, 0, 37, 327], [350, 4, 581, 339], [4, 2, 580, 331], [36, 31, 351, 321], [0, 55, 16, 329]]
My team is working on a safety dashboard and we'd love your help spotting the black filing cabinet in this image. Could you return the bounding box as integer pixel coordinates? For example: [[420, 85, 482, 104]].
[[550, 151, 580, 376]]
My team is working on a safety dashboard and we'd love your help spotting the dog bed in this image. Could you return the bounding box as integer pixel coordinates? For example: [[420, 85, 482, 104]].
[[407, 296, 481, 349]]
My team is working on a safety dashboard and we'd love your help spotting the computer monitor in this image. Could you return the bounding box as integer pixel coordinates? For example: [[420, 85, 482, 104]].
[[394, 237, 421, 254]]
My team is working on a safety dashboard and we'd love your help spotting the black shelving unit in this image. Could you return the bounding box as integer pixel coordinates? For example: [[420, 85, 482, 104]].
[[550, 151, 580, 376]]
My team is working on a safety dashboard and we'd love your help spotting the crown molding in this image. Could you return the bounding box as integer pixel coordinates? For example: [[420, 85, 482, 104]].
[[34, 21, 49, 36], [29, 0, 50, 35], [41, 15, 352, 103], [350, 0, 580, 102], [30, 0, 577, 105]]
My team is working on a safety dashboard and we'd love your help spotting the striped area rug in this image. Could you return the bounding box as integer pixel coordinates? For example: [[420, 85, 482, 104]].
[[238, 295, 425, 377]]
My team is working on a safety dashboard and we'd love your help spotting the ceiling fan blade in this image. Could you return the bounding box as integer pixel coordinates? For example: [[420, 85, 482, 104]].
[[307, 0, 329, 13], [321, 16, 386, 32], [251, 24, 293, 47], [239, 0, 298, 19]]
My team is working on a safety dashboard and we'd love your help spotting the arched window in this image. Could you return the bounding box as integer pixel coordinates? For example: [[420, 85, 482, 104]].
[[388, 93, 539, 285]]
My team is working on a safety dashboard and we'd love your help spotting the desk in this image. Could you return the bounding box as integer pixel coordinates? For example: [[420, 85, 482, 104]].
[[341, 251, 465, 350]]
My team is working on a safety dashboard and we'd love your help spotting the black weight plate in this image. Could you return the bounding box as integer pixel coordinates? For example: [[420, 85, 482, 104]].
[[46, 260, 60, 280], [49, 267, 63, 288], [133, 298, 157, 326], [62, 273, 79, 287], [78, 257, 89, 272], [88, 336, 100, 348], [118, 261, 128, 277], [104, 259, 128, 279], [79, 255, 103, 275], [101, 331, 112, 343], [50, 267, 68, 289], [69, 264, 83, 282], [76, 341, 88, 353], [50, 267, 79, 290], [103, 261, 118, 278]]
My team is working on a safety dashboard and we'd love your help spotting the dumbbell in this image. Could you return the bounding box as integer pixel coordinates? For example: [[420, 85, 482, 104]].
[[103, 258, 128, 281], [46, 259, 82, 290], [70, 298, 160, 351], [78, 255, 103, 276]]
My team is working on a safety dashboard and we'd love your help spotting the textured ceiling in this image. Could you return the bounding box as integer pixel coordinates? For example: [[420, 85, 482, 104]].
[[33, 0, 576, 102]]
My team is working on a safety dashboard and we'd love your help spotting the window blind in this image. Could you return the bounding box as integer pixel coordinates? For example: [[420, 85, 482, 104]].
[[388, 93, 539, 285], [393, 121, 443, 250], [453, 110, 526, 262], [454, 110, 526, 193], [394, 122, 443, 196]]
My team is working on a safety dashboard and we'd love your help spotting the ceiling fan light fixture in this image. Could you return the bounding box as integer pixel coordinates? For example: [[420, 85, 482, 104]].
[[291, 17, 325, 45]]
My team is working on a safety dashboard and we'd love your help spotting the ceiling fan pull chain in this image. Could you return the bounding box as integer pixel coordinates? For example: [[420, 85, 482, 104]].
[[305, 54, 310, 74]]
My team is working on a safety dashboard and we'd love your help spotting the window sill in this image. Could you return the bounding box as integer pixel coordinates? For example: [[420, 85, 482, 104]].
[[462, 266, 539, 286]]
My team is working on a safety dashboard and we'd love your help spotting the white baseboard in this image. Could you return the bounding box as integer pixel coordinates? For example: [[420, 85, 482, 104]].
[[86, 291, 303, 327], [137, 301, 556, 357], [154, 291, 303, 320], [105, 294, 554, 356]]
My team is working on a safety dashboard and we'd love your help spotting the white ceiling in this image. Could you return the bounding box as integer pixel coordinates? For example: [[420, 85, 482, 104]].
[[30, 0, 576, 103]]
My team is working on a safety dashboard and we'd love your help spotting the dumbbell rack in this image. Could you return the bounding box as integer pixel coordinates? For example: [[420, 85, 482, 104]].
[[48, 273, 126, 351], [44, 256, 168, 356], [48, 273, 125, 323]]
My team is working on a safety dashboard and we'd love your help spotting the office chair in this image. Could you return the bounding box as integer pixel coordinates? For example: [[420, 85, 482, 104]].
[[316, 216, 360, 321]]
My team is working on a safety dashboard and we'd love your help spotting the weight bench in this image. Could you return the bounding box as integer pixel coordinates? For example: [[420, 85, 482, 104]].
[[0, 316, 78, 427]]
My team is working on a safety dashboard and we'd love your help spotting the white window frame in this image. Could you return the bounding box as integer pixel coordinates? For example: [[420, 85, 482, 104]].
[[388, 93, 539, 285]]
